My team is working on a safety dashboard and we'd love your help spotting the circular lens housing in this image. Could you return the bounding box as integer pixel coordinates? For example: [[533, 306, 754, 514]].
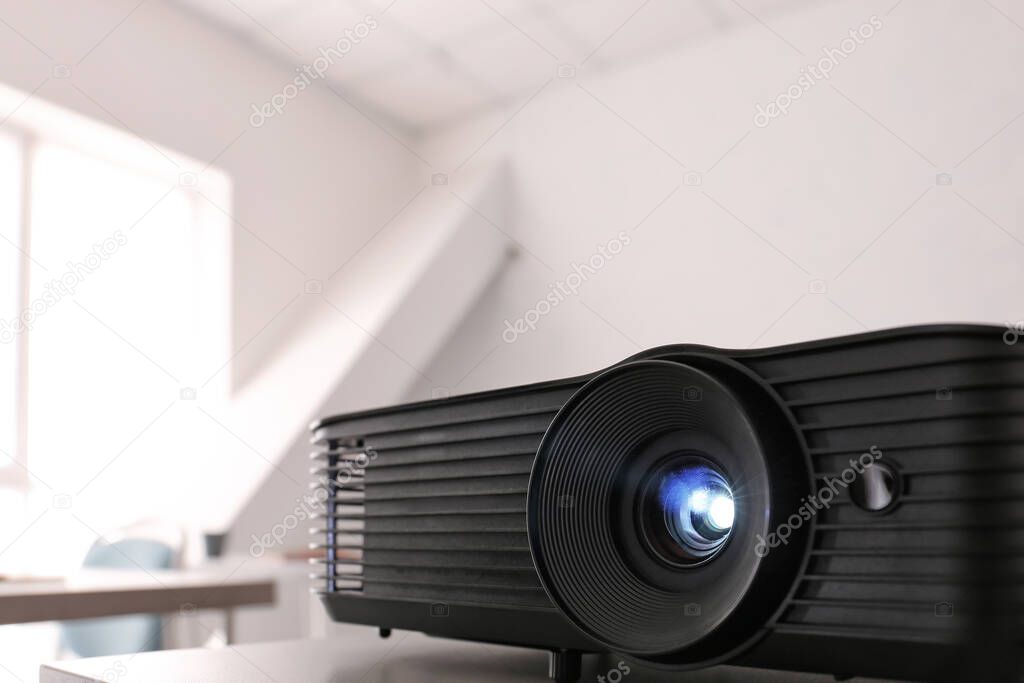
[[640, 457, 735, 567], [529, 358, 813, 663]]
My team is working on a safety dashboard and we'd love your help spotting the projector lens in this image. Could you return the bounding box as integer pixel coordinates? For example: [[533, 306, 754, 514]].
[[641, 457, 735, 566]]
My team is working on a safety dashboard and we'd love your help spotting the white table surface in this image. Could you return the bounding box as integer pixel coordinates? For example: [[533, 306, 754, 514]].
[[40, 622, 894, 683]]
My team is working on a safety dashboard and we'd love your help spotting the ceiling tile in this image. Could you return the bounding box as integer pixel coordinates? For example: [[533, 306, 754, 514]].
[[272, 2, 370, 53], [441, 21, 559, 98], [345, 56, 493, 127], [385, 0, 503, 42], [555, 0, 717, 67], [169, 0, 832, 128], [468, 0, 579, 63], [279, 9, 417, 83], [178, 0, 301, 39]]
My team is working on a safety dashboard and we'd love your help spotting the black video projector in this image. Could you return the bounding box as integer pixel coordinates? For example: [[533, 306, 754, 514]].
[[310, 325, 1022, 682]]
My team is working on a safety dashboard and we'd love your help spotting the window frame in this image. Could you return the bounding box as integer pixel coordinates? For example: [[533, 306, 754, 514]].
[[0, 126, 31, 489]]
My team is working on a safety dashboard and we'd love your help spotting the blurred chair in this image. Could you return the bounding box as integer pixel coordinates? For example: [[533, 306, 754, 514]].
[[60, 521, 182, 657]]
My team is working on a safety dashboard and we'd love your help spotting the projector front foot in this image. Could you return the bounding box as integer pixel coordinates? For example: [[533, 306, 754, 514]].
[[547, 650, 581, 683]]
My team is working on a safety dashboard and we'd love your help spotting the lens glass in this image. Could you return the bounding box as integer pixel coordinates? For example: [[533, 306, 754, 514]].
[[641, 457, 735, 566]]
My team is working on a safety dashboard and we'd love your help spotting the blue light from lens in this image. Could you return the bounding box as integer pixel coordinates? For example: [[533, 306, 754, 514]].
[[657, 463, 734, 555]]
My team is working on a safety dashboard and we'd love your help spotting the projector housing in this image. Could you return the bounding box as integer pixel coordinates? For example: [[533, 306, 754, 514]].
[[311, 325, 1022, 682]]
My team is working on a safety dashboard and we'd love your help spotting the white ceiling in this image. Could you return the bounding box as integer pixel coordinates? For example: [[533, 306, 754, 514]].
[[173, 0, 818, 130]]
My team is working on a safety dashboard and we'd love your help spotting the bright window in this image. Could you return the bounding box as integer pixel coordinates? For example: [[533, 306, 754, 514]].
[[0, 85, 231, 573], [0, 130, 23, 485], [26, 141, 200, 491]]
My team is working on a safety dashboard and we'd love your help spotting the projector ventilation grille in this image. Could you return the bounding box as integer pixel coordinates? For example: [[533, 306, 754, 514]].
[[311, 384, 581, 609], [309, 442, 369, 592], [740, 329, 1024, 640]]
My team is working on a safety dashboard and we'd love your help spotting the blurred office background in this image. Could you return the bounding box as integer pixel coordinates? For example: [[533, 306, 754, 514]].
[[0, 0, 1022, 679]]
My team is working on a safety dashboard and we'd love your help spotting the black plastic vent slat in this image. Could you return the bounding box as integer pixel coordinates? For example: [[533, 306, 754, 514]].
[[361, 583, 553, 608], [798, 408, 1024, 433], [801, 574, 1024, 584], [808, 437, 1024, 457], [312, 385, 579, 435], [746, 333, 1003, 382], [351, 415, 552, 451], [319, 434, 544, 469], [365, 514, 526, 534], [800, 416, 1024, 452], [773, 357, 1024, 399], [365, 453, 535, 484], [311, 384, 566, 610]]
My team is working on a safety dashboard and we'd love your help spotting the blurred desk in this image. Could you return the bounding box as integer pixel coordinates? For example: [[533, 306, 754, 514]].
[[0, 559, 275, 638]]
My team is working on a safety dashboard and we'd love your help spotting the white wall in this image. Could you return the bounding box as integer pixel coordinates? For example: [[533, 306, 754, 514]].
[[226, 167, 512, 556], [407, 0, 1024, 398]]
